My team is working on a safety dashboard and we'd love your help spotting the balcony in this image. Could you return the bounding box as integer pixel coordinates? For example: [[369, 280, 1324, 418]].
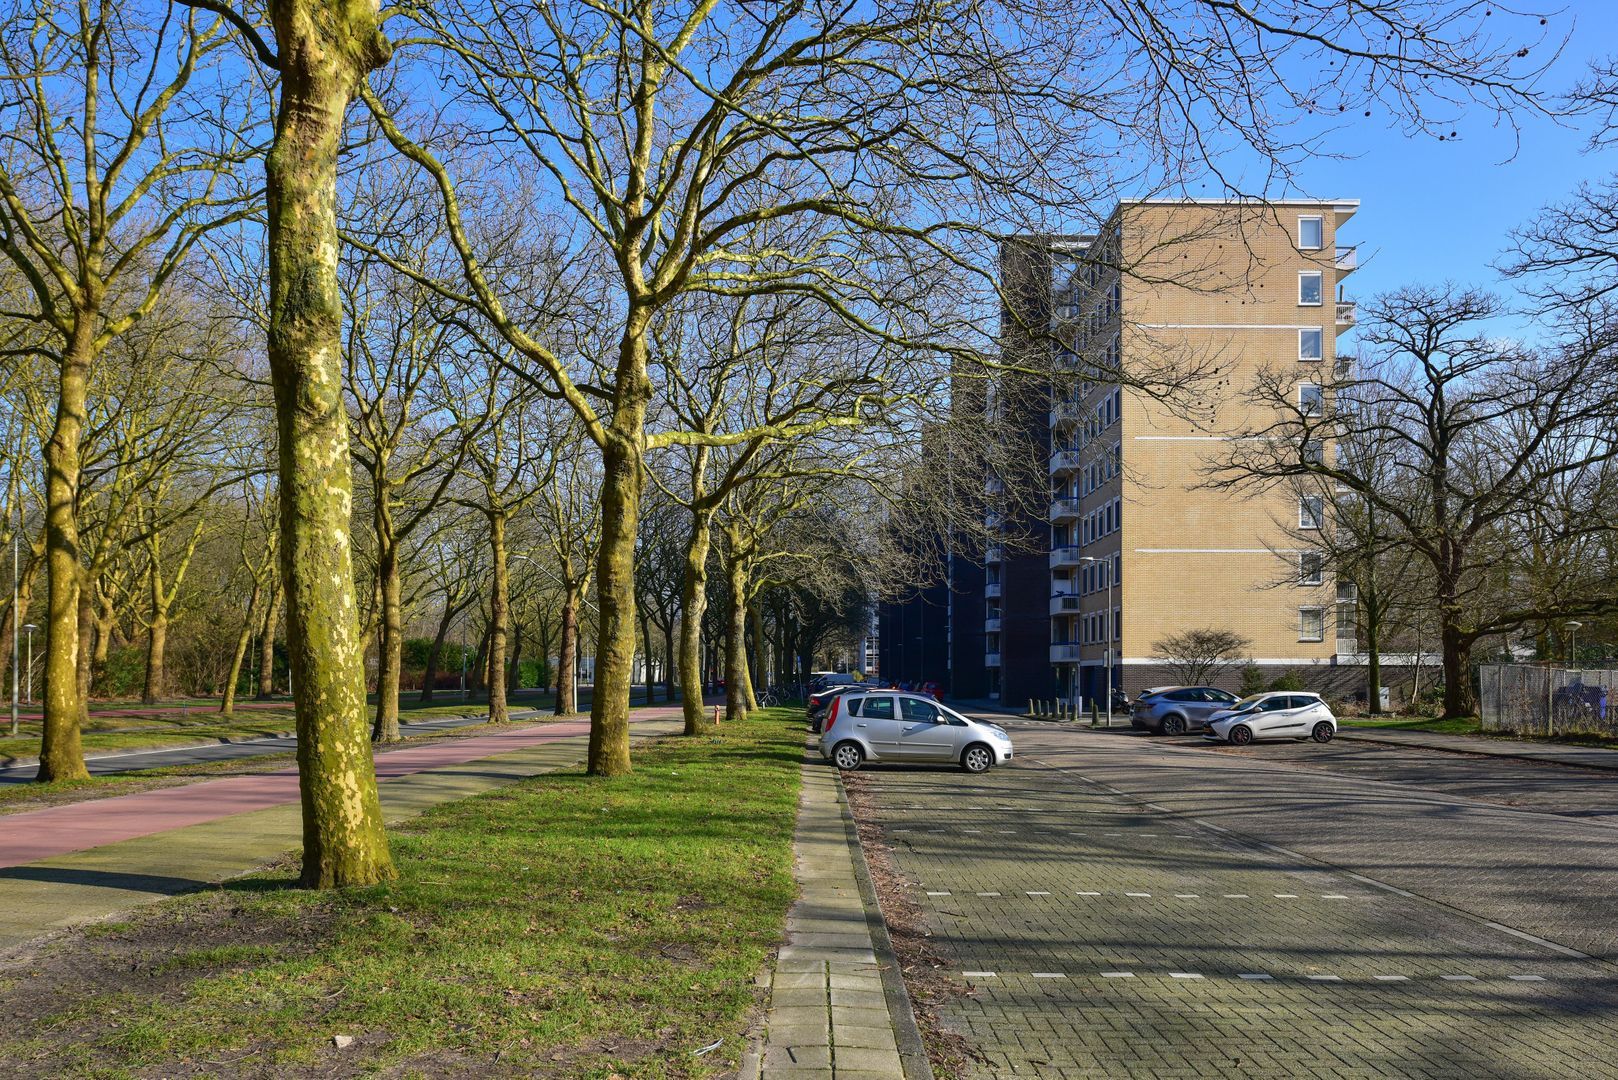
[[1050, 400, 1083, 427], [1335, 245, 1357, 273], [1336, 301, 1357, 327], [1050, 642, 1082, 663], [1050, 593, 1083, 616], [1050, 545, 1082, 569], [985, 651, 1002, 667], [984, 582, 1002, 600], [984, 544, 1003, 564], [984, 616, 1002, 633], [985, 476, 1005, 496], [1049, 449, 1081, 476], [1050, 496, 1081, 522]]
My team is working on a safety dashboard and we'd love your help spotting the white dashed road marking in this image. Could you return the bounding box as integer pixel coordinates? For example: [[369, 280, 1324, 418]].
[[1239, 973, 1273, 980], [1169, 972, 1204, 980], [1100, 972, 1135, 979], [963, 971, 996, 978], [1031, 972, 1066, 979], [1510, 975, 1546, 981]]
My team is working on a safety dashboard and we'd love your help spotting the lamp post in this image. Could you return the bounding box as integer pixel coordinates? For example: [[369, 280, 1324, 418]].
[[10, 506, 17, 737], [22, 624, 36, 704], [1079, 556, 1114, 727], [1566, 621, 1584, 670]]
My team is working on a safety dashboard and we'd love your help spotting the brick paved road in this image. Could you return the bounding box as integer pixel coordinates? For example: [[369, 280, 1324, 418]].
[[849, 724, 1618, 1078]]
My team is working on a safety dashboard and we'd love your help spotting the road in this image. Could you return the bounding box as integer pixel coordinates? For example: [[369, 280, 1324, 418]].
[[849, 723, 1618, 1078]]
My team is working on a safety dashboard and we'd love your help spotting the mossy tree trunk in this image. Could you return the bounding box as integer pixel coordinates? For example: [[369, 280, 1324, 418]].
[[420, 595, 456, 703], [587, 319, 649, 776], [38, 324, 93, 782], [678, 509, 714, 734], [371, 494, 402, 741], [220, 576, 264, 714], [264, 0, 394, 888], [725, 553, 752, 724], [486, 509, 510, 723], [143, 613, 168, 705], [556, 591, 579, 716], [257, 582, 281, 699]]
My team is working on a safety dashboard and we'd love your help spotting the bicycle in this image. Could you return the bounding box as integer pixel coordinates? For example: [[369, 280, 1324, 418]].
[[756, 688, 782, 708]]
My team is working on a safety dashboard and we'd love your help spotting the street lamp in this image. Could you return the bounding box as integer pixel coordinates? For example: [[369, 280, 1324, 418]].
[[1566, 621, 1584, 670], [1079, 556, 1113, 728], [21, 624, 35, 704]]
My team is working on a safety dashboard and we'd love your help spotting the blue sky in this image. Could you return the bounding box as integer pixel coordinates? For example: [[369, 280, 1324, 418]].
[[1279, 2, 1617, 328]]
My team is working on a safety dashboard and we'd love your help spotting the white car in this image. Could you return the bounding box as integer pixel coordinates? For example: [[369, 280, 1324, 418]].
[[819, 691, 1014, 773], [1205, 692, 1337, 745]]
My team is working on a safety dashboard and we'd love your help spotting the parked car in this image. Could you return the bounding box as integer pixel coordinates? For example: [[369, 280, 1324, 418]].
[[807, 684, 862, 731], [808, 672, 861, 695], [1205, 692, 1337, 745], [819, 691, 1014, 773], [1131, 686, 1240, 735]]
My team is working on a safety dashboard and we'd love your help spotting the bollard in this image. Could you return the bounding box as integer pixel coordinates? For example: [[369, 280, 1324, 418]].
[[1090, 702, 1099, 728], [713, 704, 721, 727], [1028, 698, 1035, 718]]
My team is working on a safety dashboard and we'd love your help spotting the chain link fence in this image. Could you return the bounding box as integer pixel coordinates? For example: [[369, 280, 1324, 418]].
[[1478, 664, 1618, 737]]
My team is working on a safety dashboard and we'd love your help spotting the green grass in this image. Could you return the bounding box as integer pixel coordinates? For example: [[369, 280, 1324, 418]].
[[2, 710, 802, 1078], [1342, 715, 1482, 735]]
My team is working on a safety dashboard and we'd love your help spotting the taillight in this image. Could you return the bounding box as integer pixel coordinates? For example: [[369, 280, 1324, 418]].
[[825, 697, 841, 731]]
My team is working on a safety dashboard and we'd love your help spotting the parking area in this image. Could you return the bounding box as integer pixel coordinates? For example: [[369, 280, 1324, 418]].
[[847, 724, 1618, 1078]]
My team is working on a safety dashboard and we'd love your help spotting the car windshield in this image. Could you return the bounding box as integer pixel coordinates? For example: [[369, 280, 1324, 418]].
[[1230, 695, 1268, 712]]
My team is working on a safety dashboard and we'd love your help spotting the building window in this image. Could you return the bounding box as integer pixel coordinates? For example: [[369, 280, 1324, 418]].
[[1298, 215, 1324, 251], [1299, 552, 1324, 586], [1299, 607, 1325, 642], [1299, 327, 1323, 362], [1302, 440, 1324, 466], [1299, 496, 1324, 530], [1299, 271, 1323, 306], [1299, 383, 1323, 416]]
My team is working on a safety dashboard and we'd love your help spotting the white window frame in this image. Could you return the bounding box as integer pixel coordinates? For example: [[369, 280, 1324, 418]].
[[1298, 215, 1325, 251], [1299, 327, 1323, 362], [1299, 496, 1324, 530], [1299, 383, 1324, 416], [1299, 552, 1325, 586], [1299, 606, 1325, 642], [1299, 271, 1324, 307]]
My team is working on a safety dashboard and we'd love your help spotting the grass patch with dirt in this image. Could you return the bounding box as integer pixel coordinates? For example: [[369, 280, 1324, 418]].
[[1342, 715, 1483, 735], [0, 708, 801, 1078]]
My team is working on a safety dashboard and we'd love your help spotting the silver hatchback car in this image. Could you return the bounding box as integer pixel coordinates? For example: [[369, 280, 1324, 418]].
[[1131, 686, 1240, 735], [1205, 692, 1338, 745], [819, 692, 1014, 773]]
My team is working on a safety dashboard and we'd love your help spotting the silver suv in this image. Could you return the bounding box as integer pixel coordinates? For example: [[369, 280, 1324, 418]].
[[819, 692, 1014, 773], [1131, 686, 1240, 735]]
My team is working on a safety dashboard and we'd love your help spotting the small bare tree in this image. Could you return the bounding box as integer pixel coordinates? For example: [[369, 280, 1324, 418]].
[[1150, 628, 1254, 689]]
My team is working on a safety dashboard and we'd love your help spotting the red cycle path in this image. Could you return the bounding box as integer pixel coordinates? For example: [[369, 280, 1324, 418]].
[[0, 711, 679, 870]]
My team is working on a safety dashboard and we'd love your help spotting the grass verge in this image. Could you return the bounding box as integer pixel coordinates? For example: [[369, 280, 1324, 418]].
[[0, 708, 802, 1078], [1342, 716, 1483, 735]]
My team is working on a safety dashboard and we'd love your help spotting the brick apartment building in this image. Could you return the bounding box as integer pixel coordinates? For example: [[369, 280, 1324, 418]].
[[882, 199, 1366, 707]]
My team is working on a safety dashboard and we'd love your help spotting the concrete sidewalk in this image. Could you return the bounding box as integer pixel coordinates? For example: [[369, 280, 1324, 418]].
[[0, 710, 685, 952], [1341, 726, 1618, 772], [755, 758, 930, 1080]]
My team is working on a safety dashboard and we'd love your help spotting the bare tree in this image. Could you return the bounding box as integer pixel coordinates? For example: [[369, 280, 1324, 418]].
[[1150, 628, 1254, 689]]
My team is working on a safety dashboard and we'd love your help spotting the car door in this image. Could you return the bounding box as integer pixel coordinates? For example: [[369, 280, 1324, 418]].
[[1248, 696, 1294, 738], [897, 697, 955, 759], [851, 694, 902, 757], [1183, 688, 1224, 727], [1263, 695, 1312, 738]]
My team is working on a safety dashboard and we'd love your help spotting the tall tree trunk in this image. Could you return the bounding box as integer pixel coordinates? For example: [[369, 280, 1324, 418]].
[[257, 582, 282, 699], [660, 620, 676, 701], [220, 578, 263, 714], [420, 595, 455, 703], [469, 615, 490, 694], [371, 519, 403, 741], [143, 613, 168, 705], [265, 0, 395, 888], [639, 611, 654, 704], [748, 601, 764, 709], [556, 593, 578, 716], [507, 622, 523, 694], [725, 559, 751, 723], [1363, 586, 1383, 716], [487, 511, 510, 723], [1440, 624, 1476, 719], [678, 511, 713, 734], [38, 325, 92, 782], [589, 397, 645, 775], [75, 586, 93, 724]]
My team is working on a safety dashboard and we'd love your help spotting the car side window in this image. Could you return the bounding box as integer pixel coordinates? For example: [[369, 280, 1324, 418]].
[[843, 697, 862, 716], [1259, 698, 1289, 712], [862, 696, 895, 720], [901, 698, 939, 722], [1167, 689, 1201, 702]]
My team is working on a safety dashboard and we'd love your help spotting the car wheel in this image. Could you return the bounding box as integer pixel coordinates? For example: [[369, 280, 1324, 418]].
[[1311, 721, 1335, 744], [1228, 724, 1254, 747], [1161, 714, 1185, 736], [832, 742, 864, 771], [961, 743, 994, 773]]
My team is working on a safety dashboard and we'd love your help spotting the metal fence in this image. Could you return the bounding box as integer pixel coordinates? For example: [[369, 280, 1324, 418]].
[[1478, 664, 1618, 737]]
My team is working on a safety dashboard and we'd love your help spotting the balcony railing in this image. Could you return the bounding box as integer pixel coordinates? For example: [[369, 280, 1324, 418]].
[[1050, 401, 1084, 427], [1049, 449, 1081, 475], [1050, 642, 1082, 663], [984, 582, 1002, 599], [984, 651, 1002, 667], [1050, 496, 1081, 522], [1336, 300, 1357, 327], [984, 544, 1004, 563], [1050, 593, 1083, 616], [1050, 546, 1082, 569], [1335, 245, 1357, 273], [984, 616, 1002, 633], [985, 476, 1005, 496]]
